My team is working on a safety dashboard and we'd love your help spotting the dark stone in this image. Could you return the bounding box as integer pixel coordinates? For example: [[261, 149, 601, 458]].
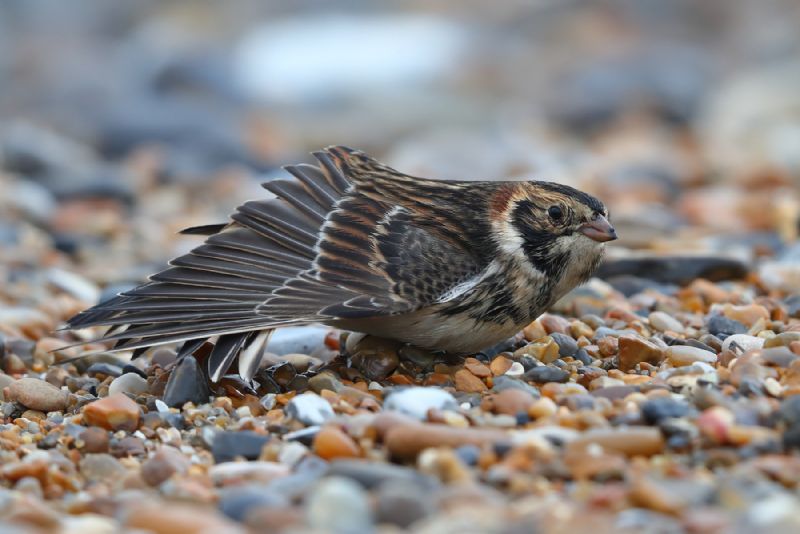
[[218, 485, 288, 522], [270, 362, 297, 388], [110, 436, 146, 457], [565, 394, 596, 411], [375, 480, 435, 529], [491, 375, 540, 396], [641, 397, 690, 425], [574, 348, 593, 365], [549, 333, 578, 358], [592, 385, 640, 401], [327, 459, 438, 491], [784, 423, 800, 450], [7, 339, 35, 361], [785, 295, 800, 318], [606, 275, 677, 297], [86, 362, 123, 378], [163, 355, 210, 408], [476, 337, 518, 359], [524, 366, 569, 384], [212, 431, 271, 463], [266, 455, 328, 500], [779, 396, 800, 426], [596, 255, 749, 285], [707, 315, 747, 337], [454, 444, 481, 466]]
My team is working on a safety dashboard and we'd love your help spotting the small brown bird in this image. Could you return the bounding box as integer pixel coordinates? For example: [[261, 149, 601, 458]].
[[66, 146, 616, 382]]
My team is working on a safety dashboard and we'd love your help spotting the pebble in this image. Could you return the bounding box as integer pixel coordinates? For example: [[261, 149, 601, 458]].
[[649, 311, 684, 333], [666, 345, 718, 366], [79, 453, 127, 482], [6, 377, 69, 412], [454, 369, 487, 393], [721, 304, 770, 327], [722, 334, 765, 353], [108, 373, 149, 396], [566, 427, 665, 456], [483, 389, 536, 416], [524, 366, 570, 383], [549, 332, 579, 357], [326, 459, 436, 490], [0, 372, 16, 400], [349, 336, 401, 381], [491, 375, 540, 396], [385, 423, 508, 460], [83, 393, 140, 432], [218, 485, 288, 523], [707, 315, 747, 337], [618, 336, 665, 371], [384, 387, 458, 420], [79, 426, 110, 453], [641, 397, 691, 424], [141, 446, 191, 486], [489, 356, 513, 375], [305, 477, 374, 534], [375, 480, 435, 528], [313, 425, 361, 460], [515, 336, 560, 364], [286, 393, 335, 425], [212, 431, 271, 463], [308, 371, 344, 393]]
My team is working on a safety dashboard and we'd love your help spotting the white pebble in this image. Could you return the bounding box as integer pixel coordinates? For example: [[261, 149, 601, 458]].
[[649, 311, 684, 333], [721, 334, 765, 354]]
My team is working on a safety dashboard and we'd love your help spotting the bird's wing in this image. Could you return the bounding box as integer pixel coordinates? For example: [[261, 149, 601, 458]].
[[65, 146, 485, 381], [256, 200, 484, 321]]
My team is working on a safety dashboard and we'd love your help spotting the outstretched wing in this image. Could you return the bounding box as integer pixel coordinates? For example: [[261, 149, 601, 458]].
[[65, 146, 487, 381]]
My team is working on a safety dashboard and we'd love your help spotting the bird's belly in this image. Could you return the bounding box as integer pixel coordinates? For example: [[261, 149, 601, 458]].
[[332, 311, 523, 354]]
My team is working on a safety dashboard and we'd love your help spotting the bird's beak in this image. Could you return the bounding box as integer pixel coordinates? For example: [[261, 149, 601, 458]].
[[580, 215, 617, 242]]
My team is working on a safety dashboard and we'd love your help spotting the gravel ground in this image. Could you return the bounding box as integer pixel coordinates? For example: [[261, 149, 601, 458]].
[[2, 2, 800, 533]]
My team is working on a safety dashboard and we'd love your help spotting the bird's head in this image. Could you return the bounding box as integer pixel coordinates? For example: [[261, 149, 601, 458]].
[[489, 181, 616, 279]]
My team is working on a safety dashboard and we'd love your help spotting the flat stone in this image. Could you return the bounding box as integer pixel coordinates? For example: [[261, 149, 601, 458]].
[[649, 311, 684, 333], [305, 477, 374, 534], [666, 345, 717, 366], [721, 334, 765, 353], [385, 423, 509, 460], [327, 459, 437, 490], [141, 446, 191, 486], [7, 377, 69, 412], [108, 373, 149, 397], [313, 425, 361, 460], [524, 366, 570, 383], [549, 332, 579, 357], [454, 369, 487, 393], [384, 387, 458, 420], [286, 393, 335, 425], [83, 393, 140, 432], [483, 389, 536, 416], [640, 397, 691, 424], [566, 426, 665, 456], [212, 431, 271, 463], [219, 485, 288, 523], [618, 336, 665, 372], [707, 315, 747, 337], [79, 453, 127, 482]]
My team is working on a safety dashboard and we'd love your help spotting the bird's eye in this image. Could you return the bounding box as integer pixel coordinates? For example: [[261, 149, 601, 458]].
[[548, 205, 563, 220]]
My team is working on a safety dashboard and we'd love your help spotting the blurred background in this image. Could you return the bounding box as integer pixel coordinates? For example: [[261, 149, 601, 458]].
[[1, 0, 799, 298]]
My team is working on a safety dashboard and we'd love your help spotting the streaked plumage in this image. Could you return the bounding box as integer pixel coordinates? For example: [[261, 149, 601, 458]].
[[66, 146, 616, 382]]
